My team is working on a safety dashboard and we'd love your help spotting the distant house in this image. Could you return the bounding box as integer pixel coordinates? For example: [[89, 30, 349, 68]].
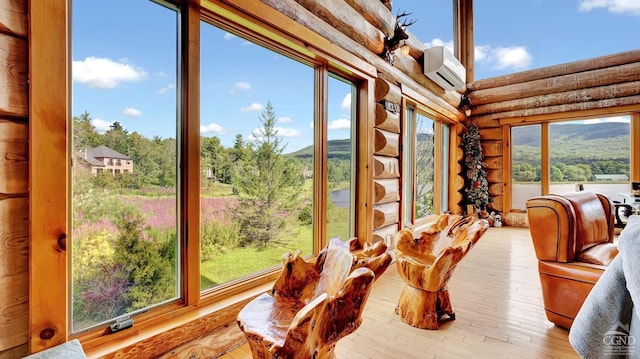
[[76, 145, 134, 176]]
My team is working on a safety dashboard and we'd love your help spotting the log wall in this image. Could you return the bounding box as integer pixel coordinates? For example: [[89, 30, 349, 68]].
[[371, 78, 401, 246], [0, 0, 29, 358], [466, 50, 640, 213]]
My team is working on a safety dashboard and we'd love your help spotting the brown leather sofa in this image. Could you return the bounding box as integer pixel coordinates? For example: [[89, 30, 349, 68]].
[[526, 192, 619, 329]]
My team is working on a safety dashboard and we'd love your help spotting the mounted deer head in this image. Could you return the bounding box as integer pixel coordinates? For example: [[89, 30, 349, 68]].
[[381, 11, 416, 65]]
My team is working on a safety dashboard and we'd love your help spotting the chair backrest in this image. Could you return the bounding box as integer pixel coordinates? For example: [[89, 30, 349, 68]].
[[313, 237, 353, 298], [526, 192, 614, 262]]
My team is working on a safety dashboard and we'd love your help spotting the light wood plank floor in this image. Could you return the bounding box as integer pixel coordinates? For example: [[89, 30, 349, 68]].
[[223, 226, 580, 359]]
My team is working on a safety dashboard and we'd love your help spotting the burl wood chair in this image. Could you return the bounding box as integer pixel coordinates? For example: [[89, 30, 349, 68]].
[[237, 237, 391, 359], [394, 214, 489, 329]]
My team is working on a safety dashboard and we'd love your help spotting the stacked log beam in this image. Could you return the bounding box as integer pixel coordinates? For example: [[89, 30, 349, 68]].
[[0, 1, 28, 357], [466, 49, 640, 213], [372, 78, 401, 246]]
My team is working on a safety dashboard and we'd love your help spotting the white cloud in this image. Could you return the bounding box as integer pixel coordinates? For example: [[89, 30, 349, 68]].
[[278, 116, 293, 123], [92, 118, 113, 134], [231, 82, 251, 93], [328, 118, 351, 130], [241, 102, 264, 112], [73, 57, 147, 89], [425, 38, 455, 55], [224, 32, 236, 40], [475, 45, 490, 62], [248, 126, 301, 141], [200, 123, 226, 135], [122, 107, 142, 117], [492, 46, 532, 70], [341, 93, 352, 111], [584, 116, 631, 124], [156, 83, 175, 94], [275, 127, 301, 137], [579, 0, 640, 15]]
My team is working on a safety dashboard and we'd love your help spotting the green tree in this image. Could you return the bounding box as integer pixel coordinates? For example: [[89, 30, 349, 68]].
[[104, 121, 130, 155], [73, 111, 101, 152], [232, 101, 303, 246], [112, 206, 174, 311]]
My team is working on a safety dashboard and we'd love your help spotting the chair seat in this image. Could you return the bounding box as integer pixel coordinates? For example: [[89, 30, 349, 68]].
[[237, 293, 302, 348], [236, 237, 390, 359]]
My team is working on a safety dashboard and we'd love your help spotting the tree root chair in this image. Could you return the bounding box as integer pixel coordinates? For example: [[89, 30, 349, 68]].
[[526, 191, 619, 329], [394, 214, 489, 329], [237, 237, 391, 359]]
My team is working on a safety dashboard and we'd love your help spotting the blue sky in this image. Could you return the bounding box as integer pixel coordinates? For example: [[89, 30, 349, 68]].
[[72, 1, 638, 152]]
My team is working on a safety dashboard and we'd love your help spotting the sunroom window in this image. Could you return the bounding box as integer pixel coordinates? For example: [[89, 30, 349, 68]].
[[70, 0, 180, 332], [403, 106, 450, 225], [68, 0, 360, 334]]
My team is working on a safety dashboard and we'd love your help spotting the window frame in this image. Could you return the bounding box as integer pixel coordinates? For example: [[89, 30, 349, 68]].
[[30, 0, 375, 355], [503, 113, 640, 212], [401, 89, 456, 228]]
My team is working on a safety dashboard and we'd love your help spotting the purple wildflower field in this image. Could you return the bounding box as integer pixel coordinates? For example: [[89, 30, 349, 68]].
[[73, 196, 238, 239]]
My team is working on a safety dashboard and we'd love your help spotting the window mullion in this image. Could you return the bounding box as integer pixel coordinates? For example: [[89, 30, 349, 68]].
[[183, 0, 201, 306]]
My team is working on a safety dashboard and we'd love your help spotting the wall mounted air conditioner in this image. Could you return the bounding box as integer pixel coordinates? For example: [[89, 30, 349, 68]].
[[423, 46, 466, 91]]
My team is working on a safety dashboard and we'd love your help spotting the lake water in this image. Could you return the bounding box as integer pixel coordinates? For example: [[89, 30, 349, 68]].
[[330, 189, 351, 208]]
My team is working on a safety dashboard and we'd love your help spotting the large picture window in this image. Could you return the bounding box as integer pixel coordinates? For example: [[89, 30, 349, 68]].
[[65, 0, 361, 338], [71, 0, 180, 332], [510, 116, 631, 210]]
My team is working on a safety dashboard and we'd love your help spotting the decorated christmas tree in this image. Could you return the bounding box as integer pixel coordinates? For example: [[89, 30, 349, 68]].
[[462, 124, 489, 212]]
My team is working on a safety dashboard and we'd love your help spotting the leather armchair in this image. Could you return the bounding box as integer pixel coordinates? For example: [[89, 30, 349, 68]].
[[526, 192, 619, 329]]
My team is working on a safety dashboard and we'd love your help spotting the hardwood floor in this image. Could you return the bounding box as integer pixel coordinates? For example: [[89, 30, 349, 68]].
[[222, 226, 580, 359]]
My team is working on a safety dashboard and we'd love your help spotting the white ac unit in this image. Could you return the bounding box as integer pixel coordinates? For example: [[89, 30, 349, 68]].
[[423, 46, 466, 91]]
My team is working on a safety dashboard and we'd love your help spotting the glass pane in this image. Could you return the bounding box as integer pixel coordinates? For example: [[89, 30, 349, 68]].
[[511, 124, 541, 210], [414, 113, 435, 218], [71, 0, 179, 332], [549, 117, 630, 200], [402, 107, 415, 224], [326, 75, 355, 240], [440, 124, 450, 213], [200, 22, 314, 290]]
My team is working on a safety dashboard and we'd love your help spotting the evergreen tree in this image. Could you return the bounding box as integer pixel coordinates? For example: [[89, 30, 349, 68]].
[[232, 101, 303, 246]]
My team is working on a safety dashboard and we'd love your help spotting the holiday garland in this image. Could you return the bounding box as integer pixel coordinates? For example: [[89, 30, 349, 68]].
[[462, 124, 489, 211]]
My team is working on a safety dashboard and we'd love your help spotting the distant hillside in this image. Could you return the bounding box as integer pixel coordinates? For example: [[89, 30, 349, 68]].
[[513, 122, 629, 146], [512, 121, 630, 164], [287, 139, 352, 160]]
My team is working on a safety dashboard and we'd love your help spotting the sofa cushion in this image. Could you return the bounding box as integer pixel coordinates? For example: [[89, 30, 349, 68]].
[[576, 242, 618, 266]]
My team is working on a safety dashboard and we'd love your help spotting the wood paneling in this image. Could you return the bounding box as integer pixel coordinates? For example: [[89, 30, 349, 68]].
[[0, 120, 27, 194], [0, 198, 28, 353], [0, 36, 27, 118], [29, 0, 70, 352], [0, 1, 27, 38]]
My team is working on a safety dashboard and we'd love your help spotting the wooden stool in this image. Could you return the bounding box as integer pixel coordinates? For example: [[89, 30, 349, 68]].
[[394, 215, 488, 329]]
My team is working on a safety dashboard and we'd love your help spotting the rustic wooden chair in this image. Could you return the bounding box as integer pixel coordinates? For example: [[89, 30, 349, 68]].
[[394, 214, 489, 329], [237, 237, 390, 359]]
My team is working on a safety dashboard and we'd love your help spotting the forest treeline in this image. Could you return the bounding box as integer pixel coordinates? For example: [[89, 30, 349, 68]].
[[512, 122, 630, 182], [73, 111, 353, 189]]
